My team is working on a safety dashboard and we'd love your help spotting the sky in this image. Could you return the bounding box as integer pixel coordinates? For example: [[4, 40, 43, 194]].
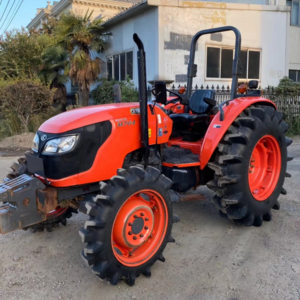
[[0, 0, 47, 34]]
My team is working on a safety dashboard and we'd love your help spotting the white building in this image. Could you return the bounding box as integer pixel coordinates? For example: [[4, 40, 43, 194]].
[[103, 0, 298, 89], [27, 0, 140, 95], [27, 0, 136, 30], [27, 0, 300, 95]]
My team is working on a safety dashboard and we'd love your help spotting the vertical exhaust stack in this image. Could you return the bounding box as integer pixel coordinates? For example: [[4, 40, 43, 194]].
[[133, 33, 149, 167]]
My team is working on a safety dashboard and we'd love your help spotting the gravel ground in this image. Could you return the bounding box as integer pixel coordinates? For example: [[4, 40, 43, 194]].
[[0, 140, 300, 300], [0, 133, 34, 157]]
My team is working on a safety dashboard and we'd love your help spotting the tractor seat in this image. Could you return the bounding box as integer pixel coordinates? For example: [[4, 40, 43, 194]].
[[189, 89, 216, 114], [170, 90, 216, 130]]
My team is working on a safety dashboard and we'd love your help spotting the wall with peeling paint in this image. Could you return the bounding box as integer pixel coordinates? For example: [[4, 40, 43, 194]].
[[159, 4, 289, 87]]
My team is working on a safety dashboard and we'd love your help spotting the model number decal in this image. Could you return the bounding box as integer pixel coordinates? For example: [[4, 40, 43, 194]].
[[117, 120, 136, 127]]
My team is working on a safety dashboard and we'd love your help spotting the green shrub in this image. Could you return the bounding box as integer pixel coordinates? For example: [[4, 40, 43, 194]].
[[92, 76, 138, 104], [275, 77, 300, 96], [285, 115, 300, 137], [270, 77, 300, 137], [0, 78, 57, 137], [0, 113, 21, 140]]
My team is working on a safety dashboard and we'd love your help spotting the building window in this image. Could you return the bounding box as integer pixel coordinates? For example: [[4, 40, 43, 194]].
[[289, 0, 300, 26], [289, 70, 300, 82], [206, 47, 260, 80], [107, 50, 133, 81]]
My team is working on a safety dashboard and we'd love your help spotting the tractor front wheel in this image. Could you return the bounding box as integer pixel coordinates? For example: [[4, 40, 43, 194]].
[[207, 104, 292, 227], [79, 165, 178, 286]]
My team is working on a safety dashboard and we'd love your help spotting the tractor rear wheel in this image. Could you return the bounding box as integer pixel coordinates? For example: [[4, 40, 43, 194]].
[[207, 104, 292, 227], [5, 157, 78, 232], [79, 165, 178, 286]]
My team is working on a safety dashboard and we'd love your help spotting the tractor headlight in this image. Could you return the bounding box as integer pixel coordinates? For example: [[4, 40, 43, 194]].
[[43, 135, 79, 154], [32, 133, 39, 152]]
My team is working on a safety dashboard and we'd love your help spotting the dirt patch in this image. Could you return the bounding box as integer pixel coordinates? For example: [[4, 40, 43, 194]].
[[0, 133, 34, 156]]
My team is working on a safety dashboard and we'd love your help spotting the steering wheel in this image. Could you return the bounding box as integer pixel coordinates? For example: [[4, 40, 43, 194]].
[[152, 88, 184, 104]]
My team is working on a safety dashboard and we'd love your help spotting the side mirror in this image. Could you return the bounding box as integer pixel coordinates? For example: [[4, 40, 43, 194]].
[[155, 81, 167, 105]]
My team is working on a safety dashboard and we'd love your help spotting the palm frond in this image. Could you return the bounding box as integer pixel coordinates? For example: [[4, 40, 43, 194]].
[[54, 10, 109, 93]]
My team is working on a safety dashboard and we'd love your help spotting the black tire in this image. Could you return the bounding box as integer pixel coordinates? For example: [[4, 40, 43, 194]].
[[6, 157, 29, 180], [5, 157, 78, 232], [79, 165, 179, 286], [207, 104, 292, 227]]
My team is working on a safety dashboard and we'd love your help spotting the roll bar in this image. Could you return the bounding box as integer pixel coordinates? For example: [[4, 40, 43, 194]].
[[186, 26, 242, 109]]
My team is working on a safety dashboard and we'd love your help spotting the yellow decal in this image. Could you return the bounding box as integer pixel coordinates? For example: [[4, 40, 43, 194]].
[[149, 128, 152, 138]]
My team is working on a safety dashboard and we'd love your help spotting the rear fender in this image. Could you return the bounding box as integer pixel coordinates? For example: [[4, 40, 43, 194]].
[[200, 97, 276, 169]]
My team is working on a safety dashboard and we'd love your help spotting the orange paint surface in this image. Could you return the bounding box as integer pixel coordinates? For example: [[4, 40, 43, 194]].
[[168, 137, 203, 155], [200, 97, 276, 169], [162, 161, 200, 168], [41, 103, 172, 187]]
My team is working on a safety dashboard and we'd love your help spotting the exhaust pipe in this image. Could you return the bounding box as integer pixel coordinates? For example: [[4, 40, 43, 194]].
[[133, 33, 149, 167]]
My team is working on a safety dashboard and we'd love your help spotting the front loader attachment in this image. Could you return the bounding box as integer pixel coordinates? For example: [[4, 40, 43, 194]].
[[0, 174, 46, 234]]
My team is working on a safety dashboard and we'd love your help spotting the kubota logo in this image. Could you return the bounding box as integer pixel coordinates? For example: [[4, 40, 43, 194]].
[[41, 134, 47, 141]]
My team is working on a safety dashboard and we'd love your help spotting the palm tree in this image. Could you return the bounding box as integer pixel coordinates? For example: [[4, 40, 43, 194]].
[[39, 46, 69, 110], [55, 10, 109, 106]]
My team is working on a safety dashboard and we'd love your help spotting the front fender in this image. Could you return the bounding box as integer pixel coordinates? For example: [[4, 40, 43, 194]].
[[200, 97, 276, 170]]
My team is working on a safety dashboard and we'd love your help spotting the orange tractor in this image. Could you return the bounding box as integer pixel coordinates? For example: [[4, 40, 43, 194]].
[[0, 26, 292, 286]]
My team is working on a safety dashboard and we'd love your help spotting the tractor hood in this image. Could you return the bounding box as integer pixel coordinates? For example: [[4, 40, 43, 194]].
[[39, 103, 140, 134]]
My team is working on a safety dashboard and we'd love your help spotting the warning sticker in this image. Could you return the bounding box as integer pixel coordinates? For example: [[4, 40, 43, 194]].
[[157, 114, 162, 124]]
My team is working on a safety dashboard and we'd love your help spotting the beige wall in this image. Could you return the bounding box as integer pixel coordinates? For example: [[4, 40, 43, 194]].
[[28, 1, 131, 30], [157, 3, 289, 87], [71, 3, 124, 20]]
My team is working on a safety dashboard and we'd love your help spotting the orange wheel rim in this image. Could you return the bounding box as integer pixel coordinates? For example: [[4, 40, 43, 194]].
[[112, 190, 168, 267], [248, 135, 281, 201]]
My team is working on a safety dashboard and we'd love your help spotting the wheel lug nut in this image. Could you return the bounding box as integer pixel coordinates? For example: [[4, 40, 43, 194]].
[[145, 218, 149, 221], [133, 236, 137, 240], [140, 234, 144, 238], [128, 231, 132, 235], [134, 215, 138, 218], [140, 212, 144, 216], [128, 222, 132, 226], [144, 226, 148, 230]]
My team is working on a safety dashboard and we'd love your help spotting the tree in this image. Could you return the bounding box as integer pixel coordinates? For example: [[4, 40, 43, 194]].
[[55, 10, 109, 106], [38, 16, 59, 35], [0, 78, 54, 132], [0, 28, 53, 79], [92, 76, 139, 104], [39, 46, 69, 110]]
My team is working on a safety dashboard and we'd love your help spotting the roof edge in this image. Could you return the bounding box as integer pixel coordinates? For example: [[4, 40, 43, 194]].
[[103, 1, 148, 28]]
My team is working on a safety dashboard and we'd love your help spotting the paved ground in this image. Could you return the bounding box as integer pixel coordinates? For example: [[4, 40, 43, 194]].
[[0, 141, 300, 300]]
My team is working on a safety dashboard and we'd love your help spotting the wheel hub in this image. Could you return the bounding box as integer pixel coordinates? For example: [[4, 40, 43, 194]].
[[111, 189, 168, 267], [113, 200, 154, 248], [131, 217, 144, 234], [248, 135, 281, 201]]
